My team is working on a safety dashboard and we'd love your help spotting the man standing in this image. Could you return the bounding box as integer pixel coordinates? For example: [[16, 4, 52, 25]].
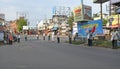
[[111, 30, 119, 49], [87, 30, 93, 46]]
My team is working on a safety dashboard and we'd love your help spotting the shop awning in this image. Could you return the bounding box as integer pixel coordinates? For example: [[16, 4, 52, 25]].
[[93, 0, 109, 3], [52, 27, 58, 30]]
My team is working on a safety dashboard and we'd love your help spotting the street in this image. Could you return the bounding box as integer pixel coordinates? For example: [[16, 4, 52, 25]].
[[0, 36, 120, 69]]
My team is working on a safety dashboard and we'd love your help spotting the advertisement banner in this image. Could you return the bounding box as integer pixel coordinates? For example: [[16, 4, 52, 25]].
[[73, 5, 83, 22], [0, 31, 4, 41], [83, 5, 92, 20], [106, 14, 120, 28], [73, 4, 92, 22], [77, 19, 103, 37]]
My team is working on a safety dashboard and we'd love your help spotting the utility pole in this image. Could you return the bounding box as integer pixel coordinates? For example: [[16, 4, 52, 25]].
[[100, 1, 103, 20]]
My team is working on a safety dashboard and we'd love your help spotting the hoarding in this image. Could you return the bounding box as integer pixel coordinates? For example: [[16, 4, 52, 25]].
[[23, 26, 29, 30], [73, 5, 92, 22], [0, 31, 4, 41], [83, 5, 92, 20], [77, 20, 103, 37], [73, 5, 83, 22], [106, 15, 120, 28], [0, 14, 5, 20]]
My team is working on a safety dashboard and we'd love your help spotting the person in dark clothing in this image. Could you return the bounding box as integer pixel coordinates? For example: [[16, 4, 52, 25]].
[[57, 31, 60, 43]]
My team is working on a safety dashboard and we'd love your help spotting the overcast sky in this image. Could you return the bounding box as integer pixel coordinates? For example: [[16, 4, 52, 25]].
[[0, 0, 109, 26]]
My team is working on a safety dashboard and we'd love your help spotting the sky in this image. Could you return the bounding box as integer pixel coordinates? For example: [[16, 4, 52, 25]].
[[0, 0, 109, 26]]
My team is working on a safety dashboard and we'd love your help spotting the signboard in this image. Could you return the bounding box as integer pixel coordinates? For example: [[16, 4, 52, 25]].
[[0, 31, 4, 41], [83, 5, 92, 20], [77, 19, 103, 37], [23, 26, 29, 30], [73, 5, 83, 22], [0, 14, 5, 20], [73, 4, 92, 22], [106, 14, 120, 28]]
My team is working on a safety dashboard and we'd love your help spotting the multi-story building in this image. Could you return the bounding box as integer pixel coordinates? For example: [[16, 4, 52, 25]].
[[52, 15, 68, 35]]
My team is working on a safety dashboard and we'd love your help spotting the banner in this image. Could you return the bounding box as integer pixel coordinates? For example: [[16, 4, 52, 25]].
[[106, 14, 120, 28], [73, 4, 92, 22], [73, 5, 83, 22], [83, 5, 92, 20], [77, 19, 103, 37]]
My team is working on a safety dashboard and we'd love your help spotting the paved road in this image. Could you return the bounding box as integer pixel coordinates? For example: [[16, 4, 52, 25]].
[[0, 36, 120, 69]]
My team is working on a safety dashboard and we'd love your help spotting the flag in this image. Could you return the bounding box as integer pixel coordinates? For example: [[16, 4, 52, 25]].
[[91, 25, 96, 33]]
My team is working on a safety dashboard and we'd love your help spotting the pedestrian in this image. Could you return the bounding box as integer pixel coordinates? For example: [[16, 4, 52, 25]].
[[111, 30, 119, 49], [51, 31, 55, 41], [17, 33, 20, 43], [48, 32, 50, 41], [74, 32, 78, 41], [43, 33, 45, 40], [68, 31, 72, 44], [57, 31, 60, 43], [25, 33, 27, 41], [9, 33, 13, 45], [87, 30, 93, 46]]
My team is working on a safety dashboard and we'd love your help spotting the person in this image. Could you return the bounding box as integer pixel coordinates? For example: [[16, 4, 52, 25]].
[[43, 33, 45, 40], [17, 33, 20, 43], [51, 31, 55, 41], [9, 33, 13, 45], [25, 33, 27, 41], [68, 31, 72, 44], [48, 32, 50, 41], [57, 31, 60, 43], [74, 33, 78, 41], [87, 30, 93, 46], [111, 30, 119, 49]]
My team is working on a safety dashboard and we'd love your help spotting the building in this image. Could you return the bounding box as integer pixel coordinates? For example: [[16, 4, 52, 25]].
[[9, 20, 18, 34], [52, 15, 68, 35]]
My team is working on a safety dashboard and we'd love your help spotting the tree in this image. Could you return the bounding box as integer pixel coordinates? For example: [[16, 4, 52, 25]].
[[17, 17, 27, 32], [67, 13, 74, 32], [102, 19, 107, 26]]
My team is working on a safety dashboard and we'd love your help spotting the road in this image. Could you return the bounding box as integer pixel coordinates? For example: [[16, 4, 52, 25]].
[[0, 35, 120, 69]]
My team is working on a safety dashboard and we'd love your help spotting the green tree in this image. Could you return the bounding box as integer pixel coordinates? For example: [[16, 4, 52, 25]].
[[102, 19, 107, 26], [17, 17, 27, 32], [67, 13, 74, 31]]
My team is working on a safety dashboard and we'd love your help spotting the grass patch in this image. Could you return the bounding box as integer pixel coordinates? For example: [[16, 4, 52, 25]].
[[93, 40, 112, 48], [66, 39, 120, 48]]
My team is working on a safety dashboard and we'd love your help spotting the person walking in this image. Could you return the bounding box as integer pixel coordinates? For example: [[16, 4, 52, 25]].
[[9, 33, 13, 45], [17, 33, 20, 43], [43, 33, 45, 40], [68, 31, 72, 44], [111, 30, 119, 49], [51, 31, 55, 41], [48, 32, 50, 41], [57, 31, 60, 43], [25, 33, 27, 41]]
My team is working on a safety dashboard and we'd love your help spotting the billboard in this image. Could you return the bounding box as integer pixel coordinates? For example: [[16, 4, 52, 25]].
[[73, 5, 92, 22], [77, 19, 103, 37], [73, 5, 83, 22], [106, 14, 120, 28], [0, 14, 5, 20], [83, 5, 92, 20]]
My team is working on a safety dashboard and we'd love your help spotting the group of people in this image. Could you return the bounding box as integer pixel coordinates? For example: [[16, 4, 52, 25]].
[[4, 32, 21, 45], [43, 31, 60, 43], [87, 29, 120, 49]]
